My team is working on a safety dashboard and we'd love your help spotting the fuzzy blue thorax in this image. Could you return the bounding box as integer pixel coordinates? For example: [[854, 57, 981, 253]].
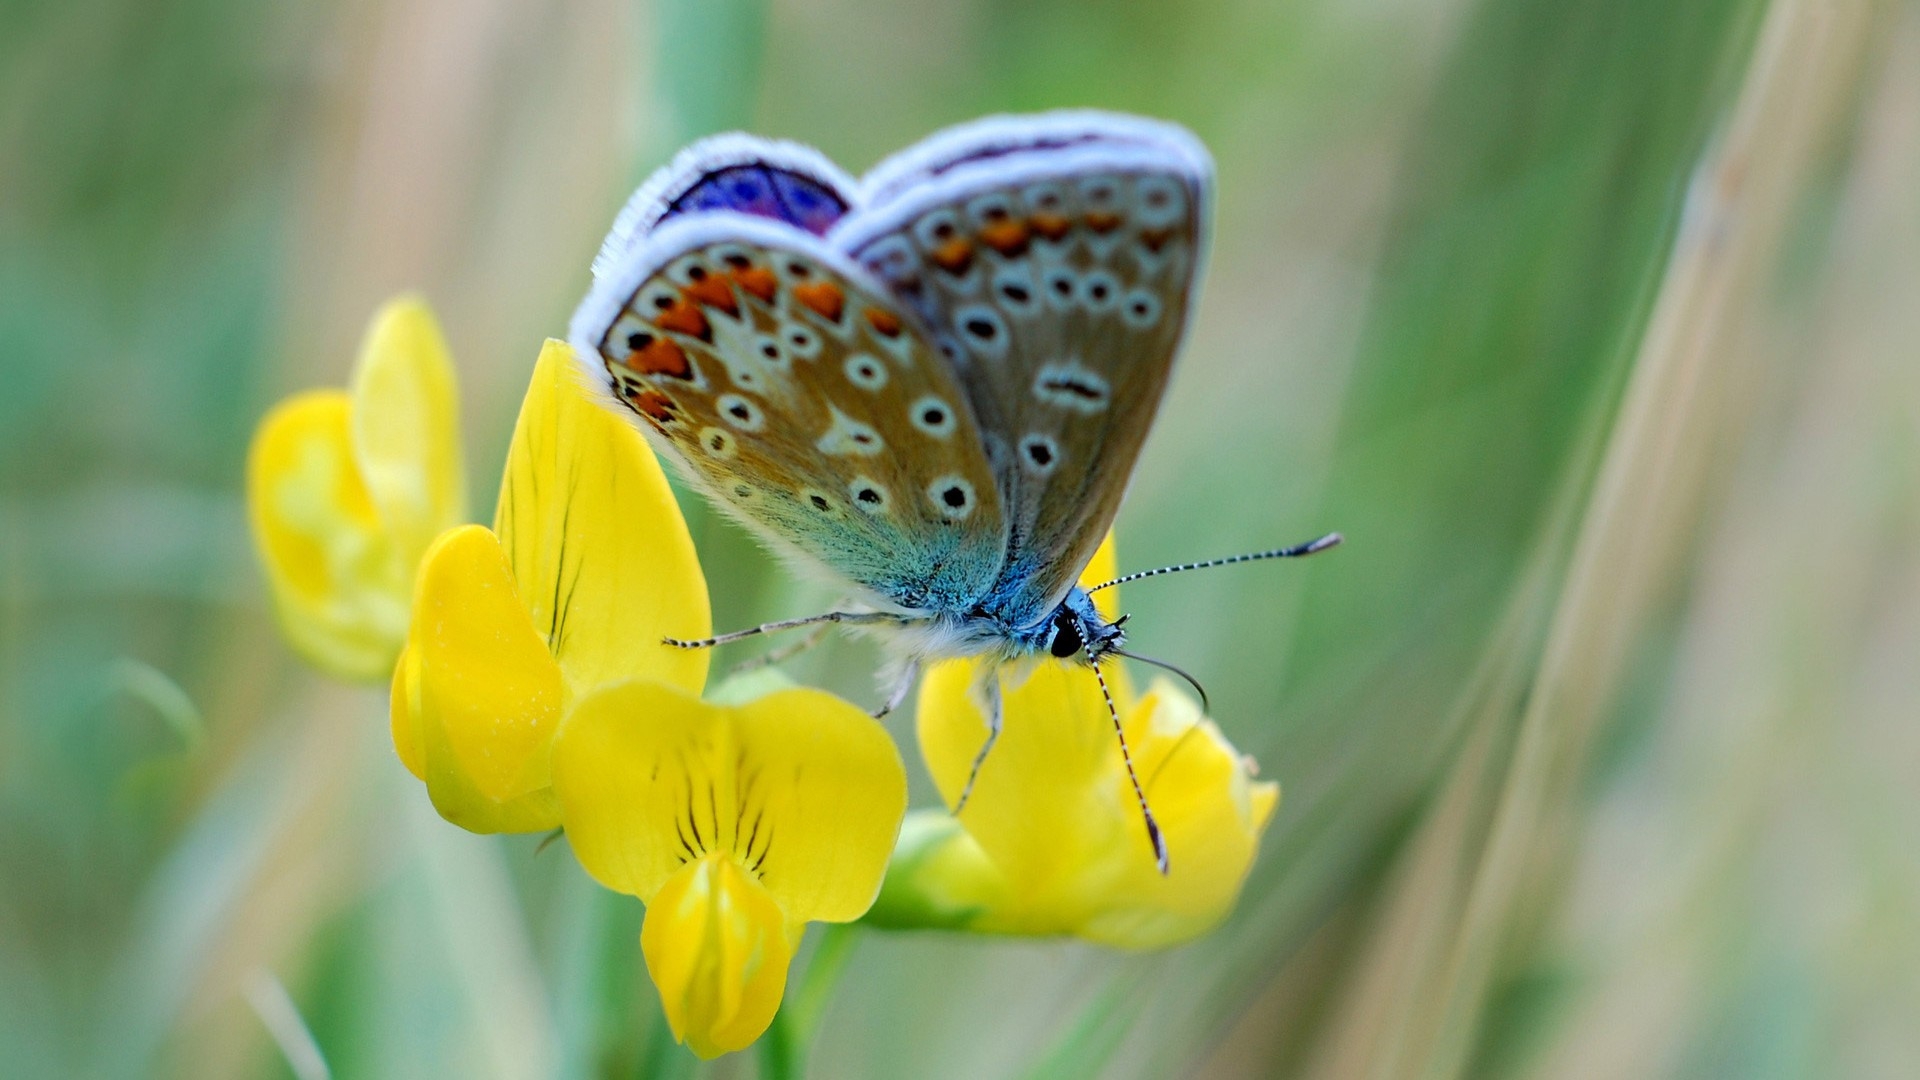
[[874, 587, 1123, 669]]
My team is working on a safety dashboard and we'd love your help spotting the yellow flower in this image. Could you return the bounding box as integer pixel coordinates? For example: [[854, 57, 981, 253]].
[[247, 297, 468, 680], [870, 537, 1280, 949], [551, 679, 906, 1058], [389, 339, 709, 832]]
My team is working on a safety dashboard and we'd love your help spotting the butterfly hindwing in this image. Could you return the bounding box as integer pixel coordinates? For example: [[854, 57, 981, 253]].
[[590, 134, 858, 282], [834, 113, 1212, 626], [573, 210, 1007, 614]]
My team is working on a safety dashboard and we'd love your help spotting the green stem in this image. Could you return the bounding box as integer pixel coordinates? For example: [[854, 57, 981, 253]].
[[758, 924, 860, 1080]]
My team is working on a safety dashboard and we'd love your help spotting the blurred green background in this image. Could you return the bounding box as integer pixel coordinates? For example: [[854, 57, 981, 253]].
[[4, 0, 1918, 1076]]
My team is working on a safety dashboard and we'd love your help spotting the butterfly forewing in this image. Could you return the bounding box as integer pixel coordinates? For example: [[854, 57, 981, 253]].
[[573, 212, 1007, 614], [835, 116, 1211, 627]]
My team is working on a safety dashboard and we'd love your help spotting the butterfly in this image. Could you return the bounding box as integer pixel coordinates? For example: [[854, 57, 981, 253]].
[[570, 111, 1338, 872]]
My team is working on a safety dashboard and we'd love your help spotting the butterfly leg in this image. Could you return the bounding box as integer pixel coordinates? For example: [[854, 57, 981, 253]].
[[663, 610, 909, 650], [728, 621, 834, 675], [871, 658, 920, 719], [953, 669, 1003, 814]]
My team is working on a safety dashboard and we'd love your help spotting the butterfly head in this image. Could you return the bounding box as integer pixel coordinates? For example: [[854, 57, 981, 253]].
[[1040, 589, 1124, 664]]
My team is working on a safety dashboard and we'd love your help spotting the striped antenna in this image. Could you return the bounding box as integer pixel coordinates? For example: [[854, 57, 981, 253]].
[[1084, 532, 1342, 594], [1090, 647, 1169, 875]]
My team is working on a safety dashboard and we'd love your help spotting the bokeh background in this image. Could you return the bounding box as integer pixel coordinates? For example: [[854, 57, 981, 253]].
[[5, 0, 1919, 1076]]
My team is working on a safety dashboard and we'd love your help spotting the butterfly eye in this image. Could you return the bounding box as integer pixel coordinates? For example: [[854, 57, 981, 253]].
[[1048, 610, 1086, 659]]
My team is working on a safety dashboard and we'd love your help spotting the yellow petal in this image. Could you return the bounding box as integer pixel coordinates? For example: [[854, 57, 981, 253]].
[[912, 664, 1278, 946], [1073, 532, 1134, 698], [408, 524, 564, 831], [641, 854, 793, 1059], [1079, 531, 1121, 621], [348, 297, 467, 566], [1251, 778, 1281, 833], [865, 811, 1009, 930], [494, 340, 709, 699], [730, 686, 908, 922], [553, 681, 906, 923], [916, 659, 1122, 898], [549, 680, 710, 900], [1074, 681, 1279, 949], [390, 644, 424, 780], [247, 390, 408, 681]]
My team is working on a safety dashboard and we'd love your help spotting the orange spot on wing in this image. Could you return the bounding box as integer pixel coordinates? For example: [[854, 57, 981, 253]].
[[931, 238, 975, 275], [1085, 210, 1122, 234], [731, 266, 779, 303], [1140, 227, 1176, 253], [629, 338, 692, 379], [1029, 212, 1071, 240], [653, 299, 711, 342], [979, 220, 1030, 257], [630, 389, 679, 424], [683, 275, 738, 316], [792, 280, 845, 322], [864, 307, 902, 338]]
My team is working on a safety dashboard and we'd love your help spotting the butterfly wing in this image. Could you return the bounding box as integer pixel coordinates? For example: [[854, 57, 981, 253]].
[[571, 209, 1007, 614], [833, 112, 1212, 627], [590, 133, 859, 283]]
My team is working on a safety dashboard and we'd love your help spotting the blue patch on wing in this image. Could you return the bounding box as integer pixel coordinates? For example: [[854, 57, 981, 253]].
[[663, 165, 848, 236]]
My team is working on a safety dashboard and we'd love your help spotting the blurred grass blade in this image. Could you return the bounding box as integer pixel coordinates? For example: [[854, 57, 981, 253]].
[[108, 658, 206, 753], [242, 968, 331, 1080], [1021, 980, 1146, 1080], [1434, 2, 1882, 1076], [407, 801, 557, 1080], [656, 0, 768, 144], [1191, 0, 1773, 1069], [1229, 0, 1885, 1076], [759, 924, 861, 1080], [93, 725, 318, 1079]]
